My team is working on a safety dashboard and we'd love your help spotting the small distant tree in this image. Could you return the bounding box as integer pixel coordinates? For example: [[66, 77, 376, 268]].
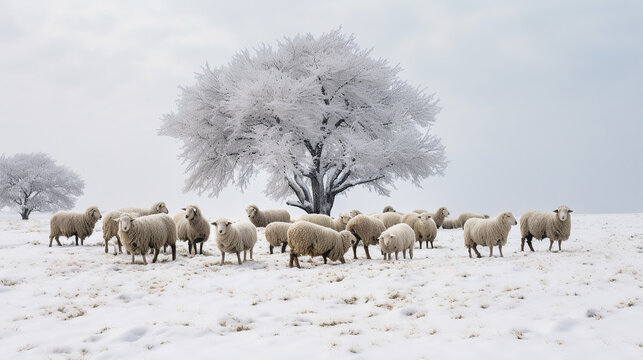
[[160, 29, 447, 215], [0, 153, 85, 220]]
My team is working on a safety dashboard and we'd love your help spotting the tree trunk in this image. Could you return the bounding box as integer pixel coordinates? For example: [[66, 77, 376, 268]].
[[309, 171, 335, 215], [20, 208, 31, 220]]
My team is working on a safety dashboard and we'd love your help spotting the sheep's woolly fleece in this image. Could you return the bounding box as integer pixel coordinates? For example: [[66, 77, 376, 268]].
[[287, 221, 353, 263], [245, 205, 290, 228], [49, 207, 101, 246], [0, 212, 641, 359]]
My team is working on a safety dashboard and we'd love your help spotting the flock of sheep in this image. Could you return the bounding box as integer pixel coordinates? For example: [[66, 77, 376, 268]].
[[47, 203, 573, 267]]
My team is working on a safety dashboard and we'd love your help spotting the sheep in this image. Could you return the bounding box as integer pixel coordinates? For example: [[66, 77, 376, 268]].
[[211, 218, 257, 265], [378, 223, 415, 260], [49, 207, 102, 247], [458, 212, 490, 227], [427, 207, 450, 228], [102, 201, 169, 253], [372, 212, 402, 228], [441, 218, 462, 229], [520, 205, 573, 252], [345, 215, 386, 259], [413, 209, 428, 214], [296, 213, 351, 232], [382, 205, 396, 213], [349, 209, 363, 218], [114, 213, 176, 264], [245, 204, 290, 228], [264, 221, 292, 254], [174, 205, 210, 255], [401, 212, 438, 249], [287, 221, 355, 268], [464, 211, 517, 258]]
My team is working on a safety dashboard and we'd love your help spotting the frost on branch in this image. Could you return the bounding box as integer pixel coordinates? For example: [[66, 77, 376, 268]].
[[0, 153, 85, 220], [160, 29, 447, 214]]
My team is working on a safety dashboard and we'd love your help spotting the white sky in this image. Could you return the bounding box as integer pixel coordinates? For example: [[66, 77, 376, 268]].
[[0, 0, 641, 219]]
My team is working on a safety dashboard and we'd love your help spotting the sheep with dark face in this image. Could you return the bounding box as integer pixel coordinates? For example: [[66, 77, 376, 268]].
[[464, 211, 517, 258], [245, 205, 290, 228], [212, 218, 257, 265], [520, 205, 573, 252], [174, 205, 210, 255], [49, 207, 102, 247]]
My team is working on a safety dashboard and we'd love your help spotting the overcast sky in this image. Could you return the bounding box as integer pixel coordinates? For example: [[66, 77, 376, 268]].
[[0, 0, 641, 219]]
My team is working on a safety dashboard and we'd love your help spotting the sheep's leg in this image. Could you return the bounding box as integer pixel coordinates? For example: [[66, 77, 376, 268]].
[[281, 243, 287, 253], [188, 242, 193, 255], [558, 240, 562, 251], [409, 247, 413, 259], [294, 255, 301, 269], [75, 235, 79, 246], [289, 253, 294, 267], [141, 253, 147, 265], [489, 246, 493, 257], [199, 242, 204, 255], [131, 253, 135, 264], [549, 240, 554, 251], [395, 251, 399, 260], [152, 248, 159, 263], [339, 256, 345, 264], [364, 245, 371, 260], [81, 237, 84, 246], [171, 245, 176, 260], [520, 238, 525, 251], [55, 236, 62, 246], [104, 238, 109, 253], [472, 244, 481, 258], [429, 240, 433, 249], [220, 252, 225, 265], [418, 241, 422, 249], [322, 255, 328, 264], [243, 250, 247, 261], [352, 243, 358, 259], [269, 245, 274, 254], [117, 236, 123, 253], [499, 243, 504, 257], [527, 239, 535, 252], [402, 249, 407, 259], [49, 236, 54, 247], [236, 251, 242, 264], [250, 248, 253, 260], [163, 244, 167, 253], [468, 246, 472, 258]]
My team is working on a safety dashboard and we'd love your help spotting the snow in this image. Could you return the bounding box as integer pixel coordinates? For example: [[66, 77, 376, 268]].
[[0, 212, 641, 359]]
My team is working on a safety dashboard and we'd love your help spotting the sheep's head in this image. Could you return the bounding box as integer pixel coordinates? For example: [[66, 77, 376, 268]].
[[483, 214, 490, 219], [419, 213, 432, 222], [437, 207, 450, 217], [501, 212, 517, 226], [349, 210, 362, 218], [382, 206, 395, 213], [86, 206, 101, 220], [154, 202, 169, 214], [114, 213, 133, 232], [211, 218, 232, 235], [245, 205, 258, 219], [553, 205, 573, 221], [340, 230, 356, 252], [182, 205, 200, 221], [338, 214, 351, 226]]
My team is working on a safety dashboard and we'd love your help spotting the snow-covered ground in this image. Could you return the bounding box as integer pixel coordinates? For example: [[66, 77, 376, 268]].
[[0, 212, 641, 359]]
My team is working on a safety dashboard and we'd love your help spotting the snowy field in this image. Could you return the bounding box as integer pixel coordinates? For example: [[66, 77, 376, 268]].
[[0, 212, 641, 359]]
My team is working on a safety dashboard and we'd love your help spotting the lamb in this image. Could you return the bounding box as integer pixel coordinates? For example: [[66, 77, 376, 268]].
[[296, 213, 351, 232], [211, 218, 257, 265], [264, 221, 292, 254], [345, 215, 386, 259], [464, 211, 517, 258], [427, 207, 450, 228], [378, 223, 415, 260], [114, 213, 176, 264], [520, 205, 573, 252], [458, 212, 490, 227], [102, 201, 169, 253], [174, 205, 210, 255], [441, 218, 462, 229], [382, 205, 396, 213], [49, 207, 102, 247], [372, 212, 402, 228], [245, 204, 291, 228], [287, 221, 355, 268], [401, 212, 438, 249]]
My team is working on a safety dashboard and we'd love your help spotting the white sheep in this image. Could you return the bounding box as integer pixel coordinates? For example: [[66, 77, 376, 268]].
[[287, 221, 355, 268], [174, 205, 210, 255], [264, 221, 292, 254], [427, 207, 450, 228], [114, 213, 176, 264], [382, 205, 396, 213], [378, 223, 415, 260], [372, 212, 402, 228], [49, 207, 102, 247], [349, 209, 363, 218], [401, 212, 438, 249], [520, 205, 573, 252], [102, 201, 169, 253], [296, 213, 351, 232], [458, 212, 490, 227], [345, 214, 386, 259], [211, 218, 257, 265], [464, 211, 517, 258], [441, 218, 462, 229], [245, 204, 291, 227]]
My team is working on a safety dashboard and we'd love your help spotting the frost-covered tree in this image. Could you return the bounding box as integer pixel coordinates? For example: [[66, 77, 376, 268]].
[[0, 153, 85, 220], [160, 29, 447, 215]]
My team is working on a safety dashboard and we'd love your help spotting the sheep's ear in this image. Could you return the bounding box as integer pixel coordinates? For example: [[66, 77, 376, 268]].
[[390, 234, 395, 238], [553, 209, 559, 213], [226, 221, 232, 226], [113, 217, 120, 222], [568, 210, 573, 213], [193, 208, 197, 214], [210, 221, 217, 225], [181, 208, 186, 211]]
